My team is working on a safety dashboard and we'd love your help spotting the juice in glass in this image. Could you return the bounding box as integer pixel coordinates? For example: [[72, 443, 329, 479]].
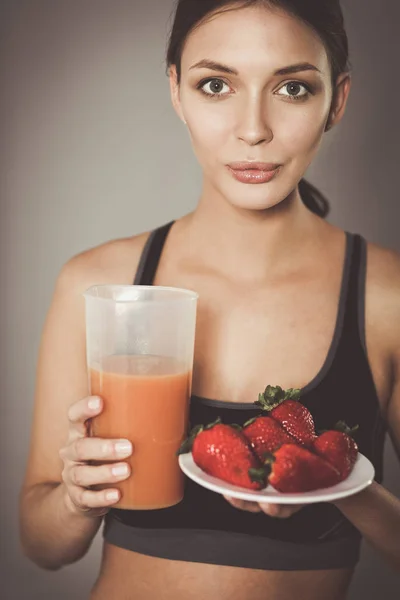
[[90, 354, 191, 510]]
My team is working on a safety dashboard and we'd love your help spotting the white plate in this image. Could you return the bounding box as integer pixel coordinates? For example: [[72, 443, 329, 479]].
[[178, 452, 375, 504]]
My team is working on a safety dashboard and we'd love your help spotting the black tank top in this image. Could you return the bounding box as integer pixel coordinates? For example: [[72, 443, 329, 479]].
[[103, 222, 387, 571]]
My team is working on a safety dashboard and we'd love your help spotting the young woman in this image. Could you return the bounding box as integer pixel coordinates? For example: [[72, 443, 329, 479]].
[[19, 1, 400, 599]]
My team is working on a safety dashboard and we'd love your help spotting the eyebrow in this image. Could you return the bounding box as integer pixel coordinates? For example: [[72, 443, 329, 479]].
[[189, 59, 320, 76]]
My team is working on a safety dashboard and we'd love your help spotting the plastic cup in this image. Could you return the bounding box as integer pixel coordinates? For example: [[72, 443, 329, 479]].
[[83, 285, 198, 510]]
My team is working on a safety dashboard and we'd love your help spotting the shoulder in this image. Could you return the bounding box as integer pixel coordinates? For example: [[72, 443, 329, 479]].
[[55, 230, 151, 297], [366, 239, 400, 283], [365, 239, 400, 355], [366, 240, 400, 302]]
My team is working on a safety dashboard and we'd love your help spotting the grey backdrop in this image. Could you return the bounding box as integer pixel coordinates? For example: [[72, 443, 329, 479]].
[[1, 1, 399, 598]]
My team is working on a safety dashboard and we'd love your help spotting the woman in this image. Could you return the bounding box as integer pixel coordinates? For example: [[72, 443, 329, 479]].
[[19, 1, 400, 599]]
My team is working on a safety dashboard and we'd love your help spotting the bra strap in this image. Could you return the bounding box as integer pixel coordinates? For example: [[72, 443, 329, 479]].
[[339, 233, 368, 352], [133, 221, 175, 285]]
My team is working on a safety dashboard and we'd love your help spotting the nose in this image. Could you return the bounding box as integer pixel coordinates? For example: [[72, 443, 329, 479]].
[[235, 94, 273, 147]]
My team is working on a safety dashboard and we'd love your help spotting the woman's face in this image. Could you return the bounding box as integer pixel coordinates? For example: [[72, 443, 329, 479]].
[[170, 4, 350, 211]]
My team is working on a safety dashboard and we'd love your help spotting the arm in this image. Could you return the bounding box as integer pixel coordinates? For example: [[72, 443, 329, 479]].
[[331, 248, 400, 571], [18, 255, 133, 571], [333, 483, 400, 572], [20, 481, 103, 571], [19, 234, 150, 570], [19, 258, 98, 570], [332, 355, 400, 572]]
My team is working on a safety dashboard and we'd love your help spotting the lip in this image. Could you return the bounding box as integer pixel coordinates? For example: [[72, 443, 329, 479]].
[[227, 162, 281, 171], [226, 162, 281, 184]]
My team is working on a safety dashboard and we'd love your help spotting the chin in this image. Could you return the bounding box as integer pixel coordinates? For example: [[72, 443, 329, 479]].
[[219, 181, 295, 212]]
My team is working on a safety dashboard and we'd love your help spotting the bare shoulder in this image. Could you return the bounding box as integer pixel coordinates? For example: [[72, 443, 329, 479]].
[[367, 239, 400, 279], [366, 240, 400, 299], [366, 240, 400, 353], [56, 231, 151, 295]]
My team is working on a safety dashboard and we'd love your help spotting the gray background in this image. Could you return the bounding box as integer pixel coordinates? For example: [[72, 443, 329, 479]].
[[1, 1, 399, 598]]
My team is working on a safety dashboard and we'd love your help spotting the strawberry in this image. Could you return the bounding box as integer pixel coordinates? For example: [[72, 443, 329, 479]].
[[178, 418, 266, 490], [242, 415, 298, 461], [256, 443, 341, 493], [313, 421, 359, 481], [256, 385, 316, 447]]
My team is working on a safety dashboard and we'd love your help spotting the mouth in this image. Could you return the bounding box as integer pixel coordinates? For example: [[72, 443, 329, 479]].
[[226, 162, 282, 184]]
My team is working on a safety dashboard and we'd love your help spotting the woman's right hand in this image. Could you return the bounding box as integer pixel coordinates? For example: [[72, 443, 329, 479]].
[[59, 395, 133, 517]]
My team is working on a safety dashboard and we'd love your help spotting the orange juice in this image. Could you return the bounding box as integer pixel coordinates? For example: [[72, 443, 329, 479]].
[[90, 355, 191, 510]]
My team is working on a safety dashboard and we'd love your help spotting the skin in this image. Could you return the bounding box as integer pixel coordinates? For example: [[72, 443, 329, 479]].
[[19, 5, 400, 600]]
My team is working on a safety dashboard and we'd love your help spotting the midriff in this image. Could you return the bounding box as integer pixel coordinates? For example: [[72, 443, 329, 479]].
[[90, 541, 355, 600]]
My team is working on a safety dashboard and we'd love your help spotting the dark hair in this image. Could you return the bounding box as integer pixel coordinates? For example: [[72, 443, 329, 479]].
[[166, 0, 351, 218]]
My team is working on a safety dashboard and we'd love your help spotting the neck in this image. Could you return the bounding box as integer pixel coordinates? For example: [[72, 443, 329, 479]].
[[182, 183, 326, 282]]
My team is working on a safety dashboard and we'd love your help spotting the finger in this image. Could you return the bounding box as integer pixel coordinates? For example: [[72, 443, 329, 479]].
[[69, 485, 122, 512], [68, 396, 103, 433], [68, 462, 131, 488], [259, 503, 306, 518], [60, 437, 133, 463], [258, 503, 283, 517], [223, 495, 262, 513]]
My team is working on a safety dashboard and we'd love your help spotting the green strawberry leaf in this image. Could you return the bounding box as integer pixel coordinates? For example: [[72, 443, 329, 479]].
[[283, 387, 301, 401], [334, 420, 359, 437], [255, 384, 301, 410], [262, 451, 276, 464], [230, 423, 242, 431], [204, 417, 222, 430], [176, 423, 204, 455], [316, 421, 359, 438], [188, 424, 204, 437], [248, 467, 268, 486], [243, 416, 258, 428]]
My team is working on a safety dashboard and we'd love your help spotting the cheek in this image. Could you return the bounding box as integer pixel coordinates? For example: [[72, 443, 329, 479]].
[[181, 88, 233, 151], [274, 102, 329, 156], [187, 105, 232, 152]]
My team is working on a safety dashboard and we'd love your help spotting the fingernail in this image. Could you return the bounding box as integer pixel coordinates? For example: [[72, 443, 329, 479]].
[[115, 440, 132, 455], [88, 397, 101, 410], [106, 490, 119, 501], [112, 464, 129, 477]]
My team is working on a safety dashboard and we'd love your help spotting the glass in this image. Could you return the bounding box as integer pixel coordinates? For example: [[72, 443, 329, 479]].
[[83, 285, 198, 510]]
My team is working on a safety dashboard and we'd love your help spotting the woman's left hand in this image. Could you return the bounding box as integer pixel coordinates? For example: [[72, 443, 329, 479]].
[[223, 495, 307, 518]]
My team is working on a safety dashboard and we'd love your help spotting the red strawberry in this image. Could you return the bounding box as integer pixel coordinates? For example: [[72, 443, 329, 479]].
[[178, 418, 266, 490], [242, 415, 298, 461], [313, 421, 359, 481], [256, 385, 316, 447], [258, 443, 341, 493]]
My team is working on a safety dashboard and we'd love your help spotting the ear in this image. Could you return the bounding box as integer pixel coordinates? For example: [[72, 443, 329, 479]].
[[325, 72, 352, 132], [169, 65, 186, 125]]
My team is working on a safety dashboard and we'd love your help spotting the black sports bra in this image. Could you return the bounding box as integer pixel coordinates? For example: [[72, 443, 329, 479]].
[[102, 222, 386, 571]]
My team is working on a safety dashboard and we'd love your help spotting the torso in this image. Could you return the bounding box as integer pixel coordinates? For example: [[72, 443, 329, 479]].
[[85, 216, 397, 600], [91, 543, 354, 600]]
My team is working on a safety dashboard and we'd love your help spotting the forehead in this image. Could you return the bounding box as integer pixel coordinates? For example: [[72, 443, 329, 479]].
[[181, 5, 329, 75]]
